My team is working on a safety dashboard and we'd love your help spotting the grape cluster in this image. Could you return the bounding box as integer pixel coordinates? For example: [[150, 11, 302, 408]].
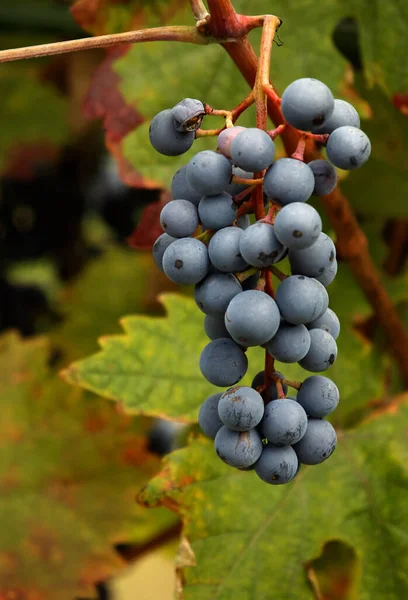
[[150, 80, 370, 485]]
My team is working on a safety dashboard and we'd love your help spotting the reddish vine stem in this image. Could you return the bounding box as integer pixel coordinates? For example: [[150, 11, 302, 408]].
[[282, 379, 302, 390], [269, 265, 288, 282], [232, 185, 255, 206], [291, 134, 307, 161], [264, 269, 275, 298]]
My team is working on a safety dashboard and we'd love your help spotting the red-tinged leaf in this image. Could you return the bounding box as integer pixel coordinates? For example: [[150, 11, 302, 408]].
[[393, 93, 408, 116], [127, 197, 167, 250], [3, 142, 60, 181]]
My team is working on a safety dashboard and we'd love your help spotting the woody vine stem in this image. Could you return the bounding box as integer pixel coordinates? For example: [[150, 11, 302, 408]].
[[0, 0, 407, 386]]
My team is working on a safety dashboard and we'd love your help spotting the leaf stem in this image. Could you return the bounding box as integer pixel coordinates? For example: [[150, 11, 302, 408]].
[[190, 0, 210, 22]]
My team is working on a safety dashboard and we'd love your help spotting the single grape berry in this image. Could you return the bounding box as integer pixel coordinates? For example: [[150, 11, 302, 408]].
[[225, 290, 281, 346], [298, 329, 338, 372], [289, 233, 336, 278], [198, 393, 223, 439], [152, 233, 177, 271], [316, 260, 338, 286], [297, 375, 340, 417], [326, 126, 371, 170], [225, 166, 254, 197], [149, 109, 195, 156], [308, 159, 338, 196], [239, 222, 284, 267], [261, 399, 308, 446], [215, 426, 263, 469], [255, 445, 299, 485], [264, 159, 315, 205], [187, 150, 232, 195], [218, 386, 264, 431], [307, 308, 340, 340], [275, 276, 328, 325], [251, 370, 288, 400], [171, 165, 203, 206], [194, 272, 242, 315], [266, 322, 311, 363], [200, 338, 248, 387], [198, 193, 238, 230], [312, 99, 360, 134], [230, 128, 276, 172], [162, 237, 209, 285], [204, 314, 231, 340], [293, 418, 337, 465], [171, 98, 205, 132], [160, 199, 199, 238], [208, 227, 248, 273], [218, 126, 246, 158], [281, 78, 335, 131], [273, 203, 322, 250]]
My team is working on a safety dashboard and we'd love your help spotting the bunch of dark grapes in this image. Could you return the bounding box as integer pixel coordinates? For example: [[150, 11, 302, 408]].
[[150, 80, 371, 485]]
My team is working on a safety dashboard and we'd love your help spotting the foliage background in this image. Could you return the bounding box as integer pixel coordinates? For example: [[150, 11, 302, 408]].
[[0, 1, 407, 599]]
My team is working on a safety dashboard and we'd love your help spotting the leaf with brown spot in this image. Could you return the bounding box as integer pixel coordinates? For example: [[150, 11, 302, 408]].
[[306, 540, 360, 600]]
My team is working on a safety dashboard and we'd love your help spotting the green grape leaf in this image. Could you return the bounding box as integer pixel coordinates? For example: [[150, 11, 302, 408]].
[[140, 399, 408, 600], [0, 332, 175, 600]]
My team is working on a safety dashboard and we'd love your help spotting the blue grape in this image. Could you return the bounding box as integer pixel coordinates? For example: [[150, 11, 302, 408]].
[[266, 322, 311, 363], [251, 370, 288, 399], [200, 338, 248, 387], [264, 159, 315, 205], [224, 166, 253, 197], [316, 260, 338, 286], [230, 128, 276, 172], [208, 227, 248, 273], [218, 386, 264, 431], [326, 126, 371, 170], [289, 233, 336, 278], [281, 78, 334, 131], [293, 418, 337, 464], [215, 426, 263, 469], [194, 272, 242, 315], [218, 126, 246, 158], [171, 165, 203, 206], [162, 238, 209, 285], [225, 290, 280, 346], [204, 314, 231, 340], [312, 99, 360, 134], [198, 393, 223, 439], [297, 375, 339, 417], [274, 203, 322, 250], [187, 150, 232, 195], [160, 200, 199, 238], [255, 444, 299, 485], [298, 329, 338, 372], [152, 233, 177, 271], [261, 399, 307, 446], [198, 193, 237, 230], [308, 159, 338, 196], [149, 109, 195, 156], [275, 276, 328, 325], [307, 308, 340, 340], [239, 222, 283, 267], [171, 98, 205, 132]]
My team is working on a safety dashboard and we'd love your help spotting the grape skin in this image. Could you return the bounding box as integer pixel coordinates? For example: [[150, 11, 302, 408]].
[[200, 338, 248, 387], [255, 444, 299, 485], [297, 375, 339, 418], [171, 165, 203, 206], [266, 322, 311, 363], [194, 273, 242, 316], [293, 418, 337, 465], [239, 222, 284, 267], [281, 78, 334, 131], [261, 399, 308, 446], [160, 200, 199, 238], [273, 203, 322, 250], [171, 98, 205, 132], [264, 159, 315, 205], [225, 290, 281, 346], [230, 128, 276, 172], [208, 227, 248, 273], [316, 260, 338, 286], [312, 99, 360, 134], [289, 233, 336, 278], [198, 193, 238, 230], [298, 329, 338, 372], [215, 426, 263, 469], [218, 386, 264, 431], [275, 276, 328, 325], [152, 233, 177, 271], [162, 238, 209, 285], [218, 126, 246, 158], [187, 150, 232, 195], [198, 393, 223, 439], [308, 159, 338, 197], [326, 126, 371, 170], [204, 314, 231, 340], [149, 109, 195, 156], [307, 308, 340, 340]]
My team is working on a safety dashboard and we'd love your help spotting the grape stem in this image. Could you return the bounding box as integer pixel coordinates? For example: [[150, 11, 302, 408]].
[[291, 134, 307, 161], [269, 265, 288, 282], [232, 176, 263, 186], [282, 379, 302, 390], [190, 0, 210, 22], [268, 124, 286, 140], [232, 185, 256, 206], [235, 267, 259, 282], [275, 380, 286, 399], [195, 127, 223, 137]]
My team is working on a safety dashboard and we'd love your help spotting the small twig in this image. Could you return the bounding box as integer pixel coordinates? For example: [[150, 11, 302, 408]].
[[194, 229, 214, 244], [232, 185, 256, 206], [254, 16, 281, 130], [235, 266, 259, 282], [261, 204, 277, 224], [264, 82, 281, 106], [276, 379, 286, 399], [269, 265, 288, 282], [291, 134, 307, 161], [232, 175, 263, 186], [204, 104, 234, 127], [264, 268, 275, 298], [0, 26, 211, 64], [190, 0, 210, 22], [237, 198, 254, 218], [282, 379, 302, 390], [231, 91, 255, 122], [195, 127, 223, 137], [268, 123, 286, 140]]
